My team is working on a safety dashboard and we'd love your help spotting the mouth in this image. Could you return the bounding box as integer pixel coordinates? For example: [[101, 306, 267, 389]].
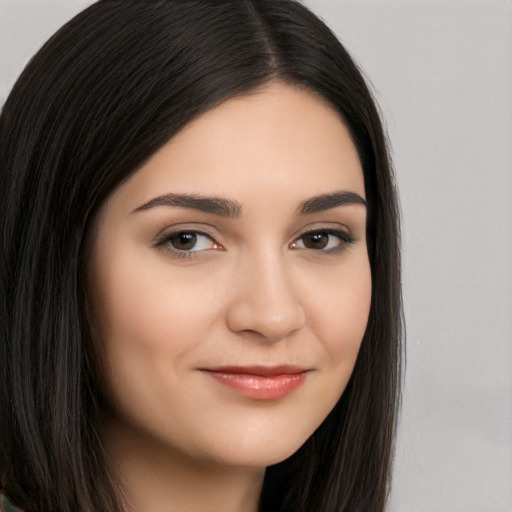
[[200, 365, 310, 400]]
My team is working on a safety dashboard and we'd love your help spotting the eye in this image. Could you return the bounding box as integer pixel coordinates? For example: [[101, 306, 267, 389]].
[[155, 230, 220, 255], [291, 229, 354, 252]]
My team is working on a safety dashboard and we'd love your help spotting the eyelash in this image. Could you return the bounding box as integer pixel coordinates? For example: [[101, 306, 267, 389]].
[[154, 228, 354, 259], [291, 228, 354, 253], [154, 230, 219, 259]]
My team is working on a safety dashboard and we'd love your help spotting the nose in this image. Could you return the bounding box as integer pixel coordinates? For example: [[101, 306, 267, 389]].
[[225, 250, 306, 343]]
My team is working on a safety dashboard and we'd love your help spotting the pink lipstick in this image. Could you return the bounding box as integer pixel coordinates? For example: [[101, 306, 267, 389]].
[[201, 365, 308, 400]]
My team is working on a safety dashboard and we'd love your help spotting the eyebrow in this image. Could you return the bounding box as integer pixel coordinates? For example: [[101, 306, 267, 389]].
[[132, 190, 366, 218], [297, 191, 367, 215], [132, 193, 242, 218]]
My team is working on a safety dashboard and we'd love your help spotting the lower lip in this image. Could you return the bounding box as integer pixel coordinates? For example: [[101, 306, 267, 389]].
[[202, 371, 307, 400]]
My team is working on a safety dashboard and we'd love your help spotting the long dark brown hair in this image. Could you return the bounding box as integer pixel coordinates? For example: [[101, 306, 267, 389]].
[[0, 1, 403, 511]]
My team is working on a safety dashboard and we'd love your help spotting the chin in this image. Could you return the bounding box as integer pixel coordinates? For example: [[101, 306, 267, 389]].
[[189, 414, 324, 470]]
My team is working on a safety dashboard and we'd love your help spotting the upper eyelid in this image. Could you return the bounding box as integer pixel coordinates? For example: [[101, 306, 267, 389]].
[[292, 228, 354, 246], [298, 226, 350, 236], [290, 222, 353, 241], [154, 229, 216, 244], [153, 223, 219, 241], [153, 222, 357, 247]]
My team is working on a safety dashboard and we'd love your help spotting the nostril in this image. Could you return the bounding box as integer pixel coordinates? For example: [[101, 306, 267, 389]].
[[226, 298, 306, 342]]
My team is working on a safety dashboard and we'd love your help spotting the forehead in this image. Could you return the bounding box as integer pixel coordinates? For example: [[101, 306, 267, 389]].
[[111, 82, 364, 211]]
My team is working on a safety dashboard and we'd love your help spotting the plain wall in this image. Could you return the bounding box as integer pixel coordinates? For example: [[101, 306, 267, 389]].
[[1, 1, 511, 511]]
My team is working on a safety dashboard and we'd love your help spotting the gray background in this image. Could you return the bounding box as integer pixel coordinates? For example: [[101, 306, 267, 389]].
[[1, 1, 511, 511]]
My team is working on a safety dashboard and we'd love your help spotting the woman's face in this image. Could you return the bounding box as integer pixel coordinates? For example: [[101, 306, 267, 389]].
[[87, 82, 371, 469]]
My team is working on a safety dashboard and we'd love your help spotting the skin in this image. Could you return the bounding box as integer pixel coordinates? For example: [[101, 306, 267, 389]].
[[87, 82, 372, 512]]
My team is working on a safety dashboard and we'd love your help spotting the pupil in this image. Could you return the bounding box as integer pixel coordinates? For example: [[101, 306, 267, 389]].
[[304, 232, 328, 249], [172, 232, 197, 250]]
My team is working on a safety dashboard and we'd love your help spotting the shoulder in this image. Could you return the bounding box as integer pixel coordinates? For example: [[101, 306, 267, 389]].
[[0, 493, 24, 512]]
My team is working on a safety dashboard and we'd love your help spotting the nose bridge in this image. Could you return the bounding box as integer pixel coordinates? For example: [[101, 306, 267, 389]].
[[226, 245, 305, 342]]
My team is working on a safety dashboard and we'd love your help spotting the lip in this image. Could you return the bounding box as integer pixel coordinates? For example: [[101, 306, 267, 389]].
[[200, 365, 310, 400]]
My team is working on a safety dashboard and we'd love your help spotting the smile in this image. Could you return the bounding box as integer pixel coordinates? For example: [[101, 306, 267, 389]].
[[200, 365, 310, 400]]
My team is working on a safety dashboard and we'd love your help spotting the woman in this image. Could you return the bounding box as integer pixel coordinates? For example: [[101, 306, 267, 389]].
[[0, 1, 403, 511]]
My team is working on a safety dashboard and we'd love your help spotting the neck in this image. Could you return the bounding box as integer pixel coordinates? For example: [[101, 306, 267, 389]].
[[103, 417, 264, 512]]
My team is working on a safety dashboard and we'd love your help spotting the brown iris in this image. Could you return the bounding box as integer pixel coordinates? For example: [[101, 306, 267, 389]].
[[301, 232, 330, 250], [170, 232, 197, 250]]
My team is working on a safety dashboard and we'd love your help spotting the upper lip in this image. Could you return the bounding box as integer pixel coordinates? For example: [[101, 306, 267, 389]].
[[201, 365, 309, 377]]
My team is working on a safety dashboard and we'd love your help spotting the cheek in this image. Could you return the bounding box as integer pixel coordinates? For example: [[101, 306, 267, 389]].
[[309, 259, 372, 371], [87, 254, 219, 427], [87, 247, 232, 412], [90, 243, 220, 352]]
